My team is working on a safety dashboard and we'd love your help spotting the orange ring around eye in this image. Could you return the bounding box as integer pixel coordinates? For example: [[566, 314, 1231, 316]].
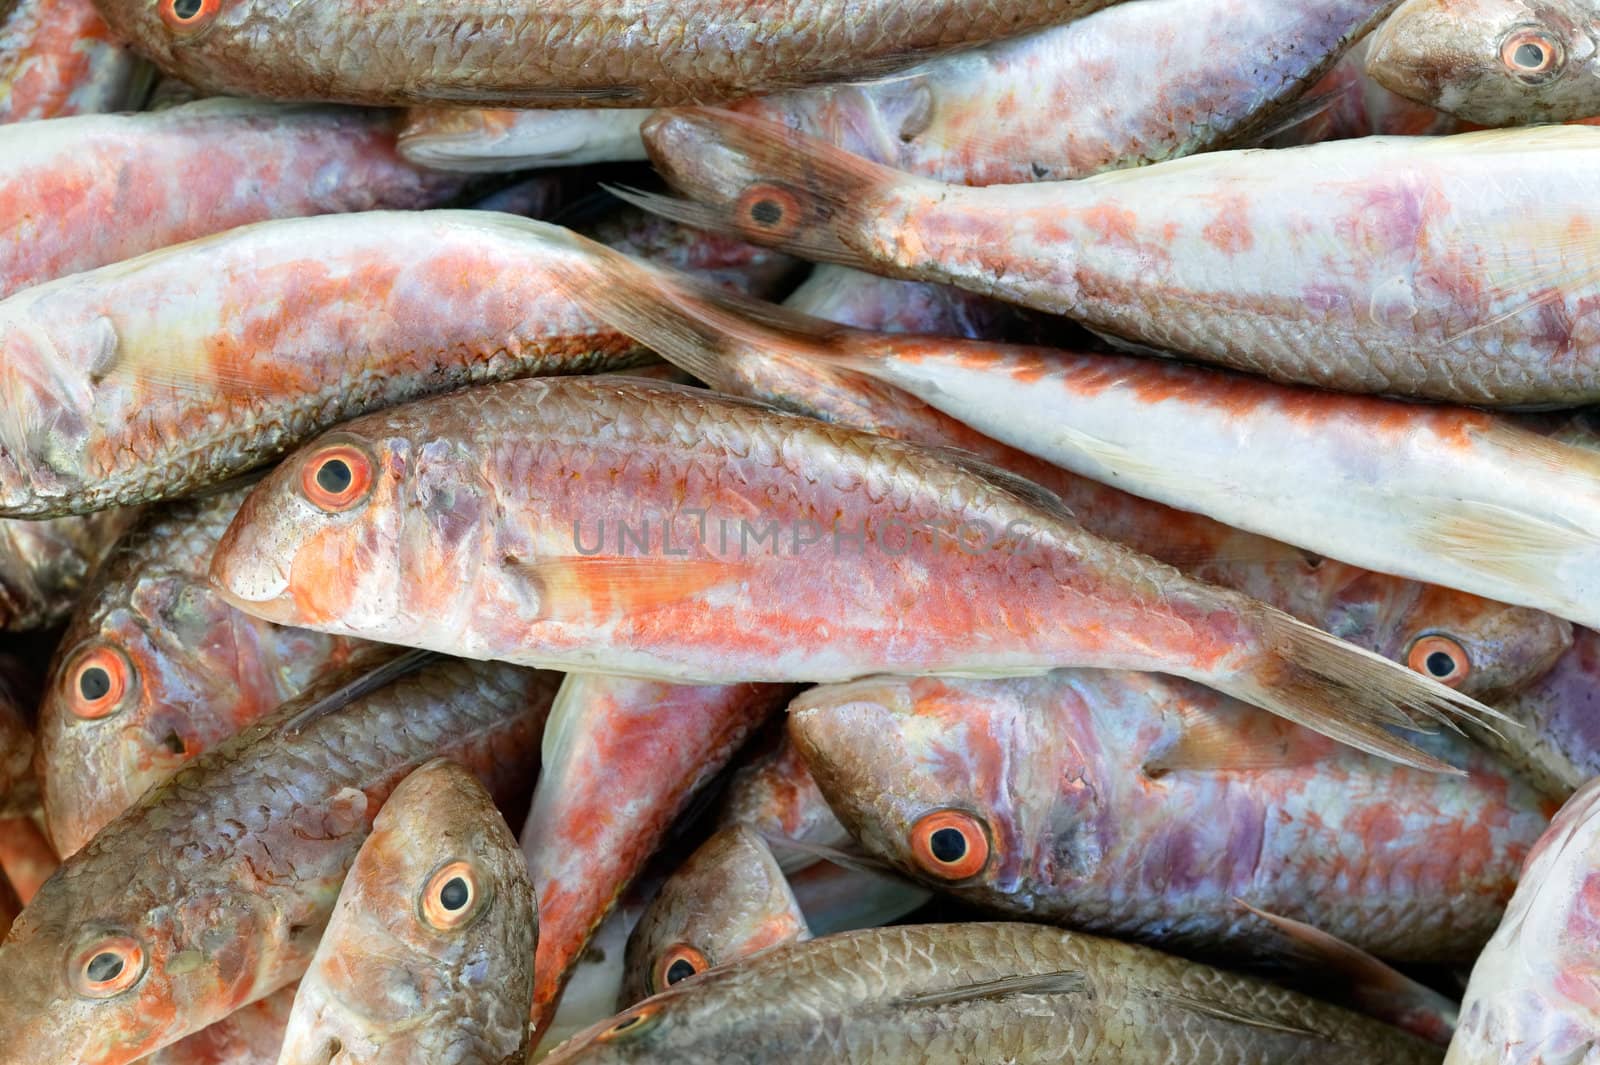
[[734, 184, 804, 241], [66, 645, 134, 720], [596, 1001, 663, 1043], [159, 0, 220, 32], [1407, 635, 1471, 687], [653, 943, 710, 993], [909, 809, 990, 881], [71, 935, 146, 998], [299, 443, 375, 513], [421, 861, 482, 931], [1501, 28, 1560, 76]]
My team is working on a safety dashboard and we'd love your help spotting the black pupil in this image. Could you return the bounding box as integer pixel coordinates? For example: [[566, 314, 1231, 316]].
[[665, 958, 697, 985], [929, 826, 968, 864], [1515, 42, 1547, 68], [315, 459, 353, 495], [750, 199, 783, 226], [1426, 651, 1457, 678], [439, 877, 469, 911], [86, 952, 124, 984], [172, 0, 202, 18], [79, 666, 112, 702]]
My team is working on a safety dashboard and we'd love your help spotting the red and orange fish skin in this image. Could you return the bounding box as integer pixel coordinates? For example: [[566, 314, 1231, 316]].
[[143, 984, 295, 1065], [210, 375, 1280, 689], [716, 731, 852, 863], [0, 814, 58, 903], [791, 670, 1550, 962], [0, 657, 556, 1065], [0, 99, 468, 301], [0, 0, 144, 124], [522, 675, 789, 1034], [37, 486, 367, 857]]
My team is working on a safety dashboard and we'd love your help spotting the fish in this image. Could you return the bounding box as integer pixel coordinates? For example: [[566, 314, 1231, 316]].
[[539, 922, 1443, 1063], [145, 986, 296, 1065], [1446, 776, 1600, 1063], [577, 207, 799, 300], [90, 0, 1123, 109], [0, 664, 36, 815], [1476, 625, 1600, 803], [621, 825, 810, 1005], [0, 862, 17, 938], [275, 759, 538, 1065], [0, 0, 147, 123], [0, 814, 58, 902], [784, 265, 1022, 340], [532, 905, 634, 1062], [37, 485, 368, 857], [620, 292, 1600, 630], [0, 509, 140, 629], [0, 98, 468, 302], [545, 234, 1574, 699], [784, 858, 933, 938], [208, 365, 1504, 771], [520, 675, 791, 1033], [1271, 36, 1465, 144], [788, 669, 1551, 962], [395, 0, 1398, 185], [0, 210, 663, 516], [0, 652, 557, 1065], [632, 109, 1600, 407], [1366, 0, 1600, 126]]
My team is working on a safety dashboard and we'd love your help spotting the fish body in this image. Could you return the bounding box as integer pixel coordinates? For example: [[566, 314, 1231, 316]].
[[275, 759, 537, 1065], [38, 486, 368, 857], [1273, 36, 1464, 143], [0, 99, 467, 302], [1482, 625, 1600, 801], [0, 654, 557, 1065], [789, 669, 1550, 962], [541, 922, 1442, 1063], [641, 110, 1600, 406], [521, 674, 790, 1032], [399, 108, 651, 172], [0, 510, 139, 629], [1367, 0, 1600, 125], [1447, 777, 1600, 1063], [783, 265, 1019, 340], [622, 825, 809, 1004], [0, 0, 145, 123], [146, 986, 296, 1065], [0, 814, 58, 902], [210, 368, 1499, 770], [0, 667, 35, 814], [91, 0, 1120, 108]]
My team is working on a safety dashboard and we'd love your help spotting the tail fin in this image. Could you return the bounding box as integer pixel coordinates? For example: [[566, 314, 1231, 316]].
[[1214, 606, 1510, 774], [616, 107, 915, 271]]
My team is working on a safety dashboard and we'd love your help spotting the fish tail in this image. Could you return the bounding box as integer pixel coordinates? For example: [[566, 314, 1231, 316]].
[[612, 107, 914, 272], [1212, 607, 1511, 774]]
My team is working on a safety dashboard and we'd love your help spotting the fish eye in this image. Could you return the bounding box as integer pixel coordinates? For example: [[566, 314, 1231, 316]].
[[596, 1003, 663, 1043], [420, 860, 484, 931], [64, 645, 135, 720], [70, 934, 147, 998], [735, 183, 803, 239], [1407, 634, 1471, 687], [653, 943, 710, 993], [1500, 28, 1563, 79], [299, 442, 376, 514], [909, 809, 991, 881], [158, 0, 220, 31]]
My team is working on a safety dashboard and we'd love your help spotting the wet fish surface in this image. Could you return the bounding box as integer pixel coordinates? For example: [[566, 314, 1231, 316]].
[[0, 0, 146, 123]]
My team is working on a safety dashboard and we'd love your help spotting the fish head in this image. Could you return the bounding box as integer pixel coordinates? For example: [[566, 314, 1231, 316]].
[[87, 0, 285, 99], [621, 824, 806, 1004], [209, 426, 414, 636], [0, 313, 103, 516], [0, 864, 278, 1065], [787, 675, 1103, 907], [1366, 0, 1600, 124], [275, 758, 536, 1065]]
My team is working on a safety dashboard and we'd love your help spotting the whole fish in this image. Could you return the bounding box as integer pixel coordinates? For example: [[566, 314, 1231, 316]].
[[636, 298, 1600, 629], [1272, 36, 1464, 144], [396, 0, 1398, 185], [541, 922, 1442, 1064], [1446, 777, 1600, 1063], [0, 666, 35, 815], [209, 369, 1502, 770], [789, 670, 1550, 961], [0, 813, 58, 902], [555, 238, 1573, 699], [146, 986, 296, 1065], [0, 653, 557, 1065], [276, 759, 537, 1065], [635, 110, 1600, 406], [1366, 0, 1600, 126], [0, 99, 468, 302], [622, 825, 810, 1004], [1476, 625, 1600, 802], [521, 675, 790, 1033], [0, 210, 662, 516], [37, 486, 367, 857], [0, 509, 140, 630], [90, 0, 1121, 109], [0, 0, 146, 123]]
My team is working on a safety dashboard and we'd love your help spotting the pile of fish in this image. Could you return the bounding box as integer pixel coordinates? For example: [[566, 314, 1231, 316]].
[[3, 0, 1600, 1061]]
